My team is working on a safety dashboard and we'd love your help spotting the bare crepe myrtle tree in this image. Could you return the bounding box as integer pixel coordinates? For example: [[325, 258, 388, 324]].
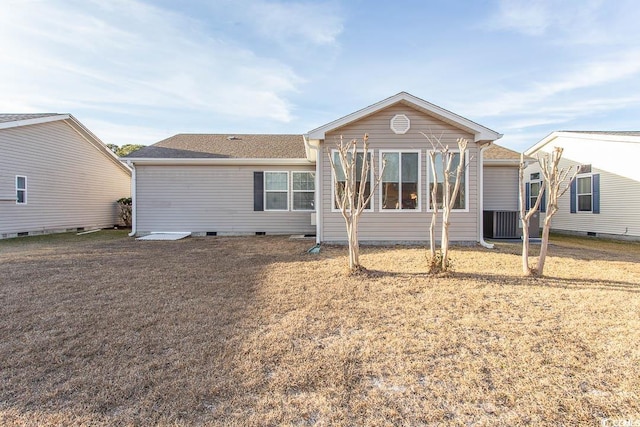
[[519, 153, 546, 275], [328, 134, 385, 273], [421, 133, 468, 272], [536, 147, 577, 276]]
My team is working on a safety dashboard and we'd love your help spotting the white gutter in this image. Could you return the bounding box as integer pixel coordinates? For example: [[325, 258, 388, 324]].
[[303, 135, 322, 244], [125, 158, 312, 166], [127, 161, 137, 237], [478, 143, 494, 249], [0, 114, 69, 130]]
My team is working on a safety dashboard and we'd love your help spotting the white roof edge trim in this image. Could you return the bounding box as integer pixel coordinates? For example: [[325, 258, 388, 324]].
[[483, 159, 521, 165], [525, 131, 640, 156], [64, 115, 132, 175], [124, 158, 315, 166], [0, 114, 70, 130], [307, 92, 502, 142]]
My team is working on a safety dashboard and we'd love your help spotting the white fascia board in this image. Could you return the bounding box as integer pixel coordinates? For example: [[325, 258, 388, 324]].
[[524, 132, 558, 156], [124, 158, 315, 166], [483, 159, 521, 166], [307, 92, 502, 142], [525, 131, 640, 157], [0, 114, 69, 130]]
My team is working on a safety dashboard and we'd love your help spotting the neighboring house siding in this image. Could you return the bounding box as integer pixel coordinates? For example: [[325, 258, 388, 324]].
[[524, 137, 640, 239], [320, 103, 479, 243], [483, 166, 519, 211], [135, 164, 316, 235], [0, 121, 131, 237]]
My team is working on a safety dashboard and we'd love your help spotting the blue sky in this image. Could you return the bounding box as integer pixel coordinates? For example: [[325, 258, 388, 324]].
[[1, 0, 639, 151]]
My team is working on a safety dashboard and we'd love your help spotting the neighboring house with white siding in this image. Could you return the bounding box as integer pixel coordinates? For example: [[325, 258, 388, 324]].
[[125, 92, 512, 244], [524, 131, 640, 240], [0, 114, 132, 239]]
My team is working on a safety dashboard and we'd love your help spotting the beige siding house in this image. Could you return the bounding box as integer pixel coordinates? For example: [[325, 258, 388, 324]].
[[524, 131, 640, 240], [0, 114, 132, 239], [126, 92, 513, 244]]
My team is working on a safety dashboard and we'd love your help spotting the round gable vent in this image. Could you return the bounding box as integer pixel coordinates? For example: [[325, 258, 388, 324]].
[[390, 114, 410, 134]]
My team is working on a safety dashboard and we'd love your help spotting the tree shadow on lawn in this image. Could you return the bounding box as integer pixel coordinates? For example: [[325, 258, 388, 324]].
[[0, 234, 331, 425]]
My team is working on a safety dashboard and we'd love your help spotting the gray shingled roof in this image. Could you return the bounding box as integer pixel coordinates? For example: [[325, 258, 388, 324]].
[[125, 134, 307, 159], [560, 130, 640, 137], [484, 143, 521, 160], [0, 113, 63, 124]]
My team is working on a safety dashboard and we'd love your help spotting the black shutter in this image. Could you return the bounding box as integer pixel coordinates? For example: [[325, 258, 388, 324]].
[[525, 182, 530, 211], [253, 172, 264, 211], [570, 179, 577, 213], [592, 174, 600, 214]]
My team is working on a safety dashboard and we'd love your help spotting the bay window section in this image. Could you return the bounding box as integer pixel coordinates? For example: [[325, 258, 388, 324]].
[[429, 152, 466, 210], [264, 171, 288, 211], [380, 151, 419, 210], [332, 151, 372, 210], [292, 171, 315, 211]]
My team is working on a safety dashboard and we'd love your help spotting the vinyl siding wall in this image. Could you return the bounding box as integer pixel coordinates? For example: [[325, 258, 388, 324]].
[[134, 164, 316, 235], [483, 166, 519, 211], [524, 137, 640, 239], [319, 103, 480, 243], [0, 121, 131, 238]]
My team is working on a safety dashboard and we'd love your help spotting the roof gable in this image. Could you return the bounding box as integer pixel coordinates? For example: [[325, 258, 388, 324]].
[[0, 113, 131, 176], [307, 92, 502, 143]]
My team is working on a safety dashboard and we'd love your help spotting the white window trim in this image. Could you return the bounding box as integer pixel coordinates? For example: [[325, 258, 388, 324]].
[[291, 171, 315, 212], [426, 149, 469, 213], [529, 180, 542, 209], [264, 171, 289, 212], [16, 175, 27, 205], [576, 173, 593, 213], [330, 149, 374, 213], [378, 149, 421, 212]]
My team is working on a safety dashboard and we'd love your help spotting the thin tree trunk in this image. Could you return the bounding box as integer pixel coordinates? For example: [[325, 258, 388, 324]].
[[537, 216, 552, 274]]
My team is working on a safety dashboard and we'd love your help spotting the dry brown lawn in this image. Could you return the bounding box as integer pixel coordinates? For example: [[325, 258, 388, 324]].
[[0, 231, 639, 426]]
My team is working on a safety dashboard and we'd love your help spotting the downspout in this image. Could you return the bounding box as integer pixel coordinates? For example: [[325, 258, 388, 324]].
[[126, 161, 137, 237], [303, 135, 321, 244], [478, 143, 494, 249]]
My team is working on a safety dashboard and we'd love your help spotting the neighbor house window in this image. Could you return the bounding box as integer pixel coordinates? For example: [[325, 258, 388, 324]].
[[428, 151, 467, 210], [380, 151, 419, 210], [332, 150, 372, 210], [264, 171, 288, 211], [292, 171, 315, 211], [530, 181, 541, 209], [16, 176, 26, 204], [577, 175, 592, 212]]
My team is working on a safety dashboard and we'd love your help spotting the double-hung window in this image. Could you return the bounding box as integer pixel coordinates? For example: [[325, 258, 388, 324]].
[[16, 176, 27, 204], [577, 175, 592, 212], [292, 172, 315, 211], [428, 151, 467, 210], [332, 150, 372, 210], [380, 151, 419, 210], [264, 171, 289, 211], [529, 181, 541, 209]]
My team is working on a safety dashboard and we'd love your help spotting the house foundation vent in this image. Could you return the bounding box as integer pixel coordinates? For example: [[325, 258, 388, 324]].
[[390, 114, 410, 134]]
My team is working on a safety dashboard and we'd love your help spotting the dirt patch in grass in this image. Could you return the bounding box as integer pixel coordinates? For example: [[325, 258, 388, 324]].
[[1, 232, 639, 425]]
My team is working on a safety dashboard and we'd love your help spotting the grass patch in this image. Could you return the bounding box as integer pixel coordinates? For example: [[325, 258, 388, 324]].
[[0, 231, 639, 425]]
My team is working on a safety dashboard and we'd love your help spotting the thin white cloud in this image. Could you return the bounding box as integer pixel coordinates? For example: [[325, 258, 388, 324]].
[[487, 0, 640, 45], [0, 0, 305, 135], [82, 119, 172, 147], [249, 1, 343, 46], [466, 52, 640, 118]]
